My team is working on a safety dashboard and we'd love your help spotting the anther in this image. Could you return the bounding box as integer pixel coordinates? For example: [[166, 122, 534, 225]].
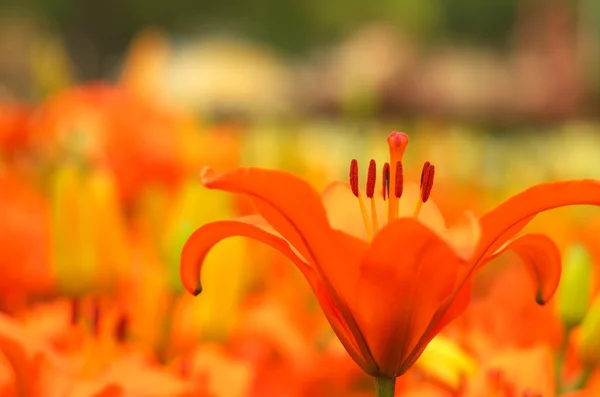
[[420, 161, 431, 187], [349, 159, 359, 197], [366, 160, 376, 198], [382, 163, 390, 200], [421, 164, 435, 203], [70, 298, 81, 326], [91, 299, 101, 337], [349, 158, 373, 239], [114, 313, 129, 344], [394, 161, 403, 198]]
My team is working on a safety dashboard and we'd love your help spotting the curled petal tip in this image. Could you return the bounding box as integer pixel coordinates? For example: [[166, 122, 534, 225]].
[[199, 167, 218, 185], [535, 291, 547, 306], [193, 285, 203, 296]]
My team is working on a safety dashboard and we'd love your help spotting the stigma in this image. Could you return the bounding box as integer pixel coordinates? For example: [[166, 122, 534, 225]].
[[348, 132, 436, 240]]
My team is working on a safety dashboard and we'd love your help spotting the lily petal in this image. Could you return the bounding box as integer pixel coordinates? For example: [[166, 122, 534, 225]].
[[199, 167, 381, 370], [200, 167, 332, 266], [440, 211, 481, 261], [401, 278, 475, 374], [180, 216, 312, 296], [475, 180, 600, 263], [321, 182, 377, 240], [487, 234, 562, 305], [321, 181, 447, 240], [397, 183, 446, 232], [179, 215, 371, 373], [354, 218, 462, 377]]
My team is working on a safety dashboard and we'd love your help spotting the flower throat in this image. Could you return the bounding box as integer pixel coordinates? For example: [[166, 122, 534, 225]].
[[348, 132, 435, 240]]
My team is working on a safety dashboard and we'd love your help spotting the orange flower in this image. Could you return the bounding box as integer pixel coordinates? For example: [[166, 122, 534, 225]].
[[0, 169, 53, 309], [180, 132, 600, 382]]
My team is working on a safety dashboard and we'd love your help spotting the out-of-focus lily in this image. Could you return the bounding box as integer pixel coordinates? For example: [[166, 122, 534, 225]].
[[50, 162, 129, 297], [28, 83, 197, 205], [165, 180, 249, 344], [463, 347, 555, 397], [557, 244, 594, 329], [0, 299, 191, 397], [0, 169, 53, 309], [460, 263, 563, 349], [181, 131, 600, 396], [579, 295, 600, 368], [0, 104, 32, 156], [414, 334, 477, 390]]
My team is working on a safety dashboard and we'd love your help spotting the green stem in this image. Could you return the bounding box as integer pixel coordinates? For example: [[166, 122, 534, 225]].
[[376, 377, 396, 397], [560, 365, 594, 394], [554, 325, 572, 392]]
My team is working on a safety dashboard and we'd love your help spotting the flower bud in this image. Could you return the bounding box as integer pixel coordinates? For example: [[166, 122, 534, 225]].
[[556, 244, 593, 329]]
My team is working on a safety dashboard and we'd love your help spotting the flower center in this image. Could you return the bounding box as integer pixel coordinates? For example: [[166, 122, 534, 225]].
[[348, 132, 436, 240]]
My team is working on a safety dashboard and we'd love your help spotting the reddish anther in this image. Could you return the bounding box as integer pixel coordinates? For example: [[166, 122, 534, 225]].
[[420, 161, 431, 187], [91, 300, 101, 337], [114, 313, 129, 343], [366, 160, 377, 198], [421, 163, 435, 203], [349, 159, 359, 197], [70, 298, 81, 326], [382, 162, 390, 200], [394, 161, 403, 198]]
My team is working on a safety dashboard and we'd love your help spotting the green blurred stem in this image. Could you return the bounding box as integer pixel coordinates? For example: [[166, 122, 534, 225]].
[[554, 325, 572, 392], [561, 366, 594, 394], [376, 377, 396, 397]]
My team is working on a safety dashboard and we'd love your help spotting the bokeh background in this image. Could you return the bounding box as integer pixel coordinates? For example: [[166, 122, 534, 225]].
[[1, 0, 600, 396]]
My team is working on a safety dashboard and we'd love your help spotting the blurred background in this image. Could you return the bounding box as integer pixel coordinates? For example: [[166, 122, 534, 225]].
[[1, 0, 600, 396], [0, 0, 599, 121]]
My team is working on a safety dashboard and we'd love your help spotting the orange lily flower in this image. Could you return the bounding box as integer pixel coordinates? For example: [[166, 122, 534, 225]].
[[180, 132, 600, 394]]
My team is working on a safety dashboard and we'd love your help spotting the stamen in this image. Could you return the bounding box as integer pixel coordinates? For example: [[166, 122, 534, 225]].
[[420, 161, 431, 187], [114, 313, 129, 344], [421, 164, 435, 203], [414, 161, 435, 218], [382, 162, 390, 201], [349, 159, 359, 197], [366, 160, 376, 198], [394, 161, 403, 198], [386, 132, 409, 222], [367, 160, 379, 233], [91, 299, 101, 337], [349, 159, 373, 239], [70, 298, 81, 326]]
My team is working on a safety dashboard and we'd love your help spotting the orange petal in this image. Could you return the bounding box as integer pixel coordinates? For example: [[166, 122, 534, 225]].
[[180, 216, 313, 296], [89, 385, 124, 397], [0, 314, 48, 397], [353, 218, 463, 377], [179, 215, 371, 372], [439, 211, 481, 261], [200, 167, 333, 266], [199, 168, 379, 368], [400, 273, 476, 375], [475, 180, 600, 263], [321, 181, 448, 241], [321, 182, 373, 239], [398, 182, 446, 232], [487, 234, 561, 305]]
